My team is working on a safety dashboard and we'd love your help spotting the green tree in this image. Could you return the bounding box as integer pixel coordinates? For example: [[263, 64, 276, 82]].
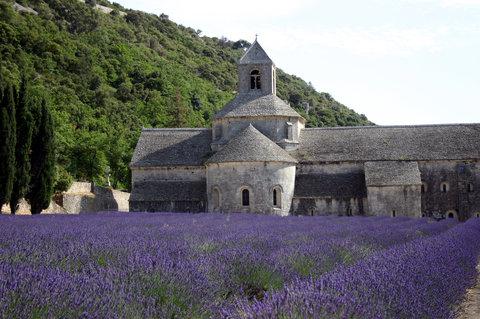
[[0, 1, 372, 192], [10, 77, 34, 214], [171, 90, 188, 127], [0, 82, 16, 209], [27, 99, 55, 215]]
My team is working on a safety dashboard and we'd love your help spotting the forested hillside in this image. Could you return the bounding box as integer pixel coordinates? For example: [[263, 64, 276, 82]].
[[0, 0, 372, 191]]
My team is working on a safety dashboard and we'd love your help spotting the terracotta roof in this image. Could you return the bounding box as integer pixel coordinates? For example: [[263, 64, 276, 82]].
[[130, 128, 212, 167], [292, 124, 480, 163], [214, 93, 302, 119], [206, 125, 297, 164]]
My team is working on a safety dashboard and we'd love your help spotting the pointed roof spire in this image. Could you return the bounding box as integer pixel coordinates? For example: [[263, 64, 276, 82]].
[[239, 39, 274, 65]]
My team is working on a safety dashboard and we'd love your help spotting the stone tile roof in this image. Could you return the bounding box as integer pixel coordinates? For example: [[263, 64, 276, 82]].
[[364, 161, 422, 186], [214, 93, 302, 119], [294, 173, 367, 198], [206, 125, 298, 164], [130, 128, 212, 168], [239, 40, 273, 65], [292, 124, 480, 163], [130, 181, 206, 201]]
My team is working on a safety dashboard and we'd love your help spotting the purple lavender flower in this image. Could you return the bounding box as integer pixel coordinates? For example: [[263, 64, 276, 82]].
[[0, 213, 476, 319]]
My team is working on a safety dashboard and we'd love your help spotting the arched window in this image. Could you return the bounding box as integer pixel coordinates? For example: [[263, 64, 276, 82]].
[[440, 182, 449, 193], [446, 210, 457, 219], [467, 183, 474, 193], [250, 70, 261, 90], [214, 125, 222, 140], [272, 186, 282, 208], [421, 182, 427, 194], [242, 189, 250, 206], [476, 212, 480, 218], [308, 207, 315, 216], [392, 210, 396, 217], [212, 187, 220, 210]]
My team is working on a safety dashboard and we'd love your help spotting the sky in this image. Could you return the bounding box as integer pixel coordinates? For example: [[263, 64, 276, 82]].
[[115, 0, 480, 125]]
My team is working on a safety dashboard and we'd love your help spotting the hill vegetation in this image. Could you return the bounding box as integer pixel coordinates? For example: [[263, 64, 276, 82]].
[[0, 0, 372, 191]]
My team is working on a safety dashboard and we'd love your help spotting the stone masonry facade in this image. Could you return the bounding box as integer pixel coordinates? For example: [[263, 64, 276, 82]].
[[130, 40, 480, 220]]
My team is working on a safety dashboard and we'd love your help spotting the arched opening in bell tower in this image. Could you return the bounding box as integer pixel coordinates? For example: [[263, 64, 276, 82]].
[[250, 70, 261, 90]]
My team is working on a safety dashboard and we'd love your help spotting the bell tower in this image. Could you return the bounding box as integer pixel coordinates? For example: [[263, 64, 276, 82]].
[[237, 40, 276, 96]]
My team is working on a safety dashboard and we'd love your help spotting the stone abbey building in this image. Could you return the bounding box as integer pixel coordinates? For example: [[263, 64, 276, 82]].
[[130, 40, 480, 220]]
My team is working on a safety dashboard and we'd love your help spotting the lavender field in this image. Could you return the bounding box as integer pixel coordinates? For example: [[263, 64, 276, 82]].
[[0, 213, 479, 319]]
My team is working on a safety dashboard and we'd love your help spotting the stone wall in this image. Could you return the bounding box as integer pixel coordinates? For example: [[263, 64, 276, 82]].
[[206, 161, 296, 216], [1, 199, 66, 215], [62, 182, 130, 214], [292, 163, 367, 216], [128, 160, 480, 219], [419, 160, 480, 220], [292, 197, 367, 216], [292, 160, 480, 220], [130, 166, 206, 212], [132, 166, 205, 183], [129, 200, 205, 213], [238, 63, 275, 95], [367, 185, 422, 217], [212, 116, 304, 150]]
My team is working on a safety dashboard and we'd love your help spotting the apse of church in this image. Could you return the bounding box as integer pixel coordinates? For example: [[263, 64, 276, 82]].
[[130, 40, 480, 221]]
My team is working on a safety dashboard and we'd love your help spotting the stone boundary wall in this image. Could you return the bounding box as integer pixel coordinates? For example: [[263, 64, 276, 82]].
[[63, 182, 130, 214], [1, 199, 66, 215], [1, 182, 130, 215]]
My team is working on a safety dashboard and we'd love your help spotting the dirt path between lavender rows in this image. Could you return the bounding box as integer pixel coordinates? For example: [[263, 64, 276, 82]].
[[456, 262, 480, 318]]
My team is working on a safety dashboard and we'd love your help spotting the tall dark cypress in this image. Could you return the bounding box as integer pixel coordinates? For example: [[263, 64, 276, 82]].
[[0, 82, 16, 209], [27, 99, 55, 215], [10, 78, 34, 214]]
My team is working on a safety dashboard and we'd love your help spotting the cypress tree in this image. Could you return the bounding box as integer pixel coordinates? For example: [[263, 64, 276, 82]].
[[10, 78, 34, 214], [27, 99, 55, 215], [0, 82, 16, 209]]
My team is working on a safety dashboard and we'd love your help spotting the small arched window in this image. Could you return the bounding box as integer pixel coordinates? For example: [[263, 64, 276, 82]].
[[392, 210, 396, 217], [242, 189, 250, 206], [421, 182, 427, 194], [440, 182, 449, 193], [476, 212, 480, 218], [212, 187, 220, 210], [467, 183, 474, 193], [272, 186, 282, 208], [308, 207, 315, 216], [214, 125, 222, 140], [250, 70, 261, 90], [446, 210, 457, 219]]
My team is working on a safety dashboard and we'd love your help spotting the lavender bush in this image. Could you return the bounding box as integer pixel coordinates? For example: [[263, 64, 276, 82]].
[[0, 213, 477, 319], [226, 218, 480, 319]]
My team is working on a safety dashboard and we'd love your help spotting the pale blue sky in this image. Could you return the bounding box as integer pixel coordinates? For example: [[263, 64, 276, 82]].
[[116, 0, 480, 125]]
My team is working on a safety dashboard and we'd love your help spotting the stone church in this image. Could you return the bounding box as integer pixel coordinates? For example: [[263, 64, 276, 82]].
[[130, 40, 480, 220]]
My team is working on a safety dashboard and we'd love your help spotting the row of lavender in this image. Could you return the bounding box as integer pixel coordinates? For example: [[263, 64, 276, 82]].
[[227, 217, 480, 318], [0, 213, 478, 318]]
